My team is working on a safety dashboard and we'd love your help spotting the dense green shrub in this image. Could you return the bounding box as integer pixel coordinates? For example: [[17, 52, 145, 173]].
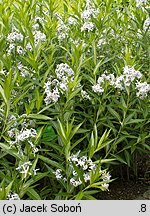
[[0, 0, 150, 199]]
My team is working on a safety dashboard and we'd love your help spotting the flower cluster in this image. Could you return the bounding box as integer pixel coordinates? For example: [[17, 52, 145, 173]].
[[44, 63, 74, 105], [122, 66, 142, 87], [44, 79, 60, 105], [8, 123, 39, 157], [68, 16, 78, 26], [81, 22, 95, 32], [7, 28, 23, 43], [16, 161, 32, 179], [136, 0, 147, 7], [6, 15, 47, 55], [81, 4, 99, 20], [92, 66, 150, 99], [6, 192, 20, 200], [97, 38, 106, 48], [16, 128, 37, 143], [81, 90, 91, 100], [80, 1, 98, 32], [17, 62, 30, 77], [53, 152, 111, 189], [33, 30, 46, 45], [143, 18, 150, 33], [56, 63, 74, 79], [53, 169, 64, 180], [32, 16, 44, 30], [136, 81, 150, 99], [7, 27, 25, 55], [16, 161, 39, 179], [57, 18, 69, 41], [92, 72, 115, 93]]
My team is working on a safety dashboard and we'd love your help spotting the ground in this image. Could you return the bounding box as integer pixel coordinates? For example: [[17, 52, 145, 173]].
[[97, 180, 149, 200]]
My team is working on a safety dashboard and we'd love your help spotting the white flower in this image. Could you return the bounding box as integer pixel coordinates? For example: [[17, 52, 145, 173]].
[[70, 178, 82, 187], [32, 23, 40, 30], [59, 82, 68, 92], [34, 30, 46, 44], [102, 183, 109, 190], [136, 0, 147, 7], [44, 88, 60, 105], [56, 63, 74, 79], [97, 38, 106, 47], [17, 46, 25, 55], [32, 147, 39, 156], [92, 84, 104, 93], [68, 152, 80, 163], [97, 77, 104, 85], [16, 128, 37, 142], [81, 22, 95, 32], [7, 43, 15, 55], [102, 172, 111, 181], [101, 73, 115, 83], [57, 20, 69, 41], [73, 170, 78, 176], [7, 192, 20, 200], [81, 9, 93, 20], [17, 62, 29, 77], [33, 168, 40, 176], [88, 163, 97, 171], [136, 81, 150, 99], [16, 161, 32, 178], [35, 16, 44, 25], [143, 18, 150, 32], [113, 75, 124, 90], [77, 159, 86, 167], [83, 173, 90, 182], [7, 30, 23, 42], [26, 42, 33, 51], [81, 1, 99, 20], [68, 17, 77, 25], [53, 169, 63, 180], [123, 66, 142, 86], [58, 32, 68, 41], [7, 128, 16, 138], [81, 90, 91, 100]]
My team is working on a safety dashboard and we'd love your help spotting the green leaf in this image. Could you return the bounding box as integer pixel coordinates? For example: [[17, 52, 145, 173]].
[[69, 121, 83, 140], [95, 139, 114, 153], [75, 191, 84, 200], [97, 129, 111, 149], [0, 143, 22, 160], [27, 114, 51, 120], [42, 125, 57, 142], [111, 154, 127, 165], [82, 194, 97, 200], [0, 85, 7, 104], [100, 158, 116, 164], [88, 132, 95, 158], [93, 57, 114, 75], [20, 172, 49, 198], [125, 119, 145, 125], [5, 181, 13, 198], [71, 135, 87, 150], [42, 142, 63, 154], [39, 155, 65, 172], [26, 188, 41, 200], [143, 144, 150, 151], [124, 150, 131, 167], [107, 107, 121, 123]]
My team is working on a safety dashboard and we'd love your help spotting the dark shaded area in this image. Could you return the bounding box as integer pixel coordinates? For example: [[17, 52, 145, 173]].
[[96, 180, 148, 200]]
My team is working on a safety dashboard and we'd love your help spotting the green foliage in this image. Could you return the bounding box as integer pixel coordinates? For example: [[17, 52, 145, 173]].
[[0, 0, 150, 200]]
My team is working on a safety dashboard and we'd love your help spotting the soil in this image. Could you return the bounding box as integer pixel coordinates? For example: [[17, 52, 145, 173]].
[[96, 180, 149, 200], [95, 154, 150, 200]]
